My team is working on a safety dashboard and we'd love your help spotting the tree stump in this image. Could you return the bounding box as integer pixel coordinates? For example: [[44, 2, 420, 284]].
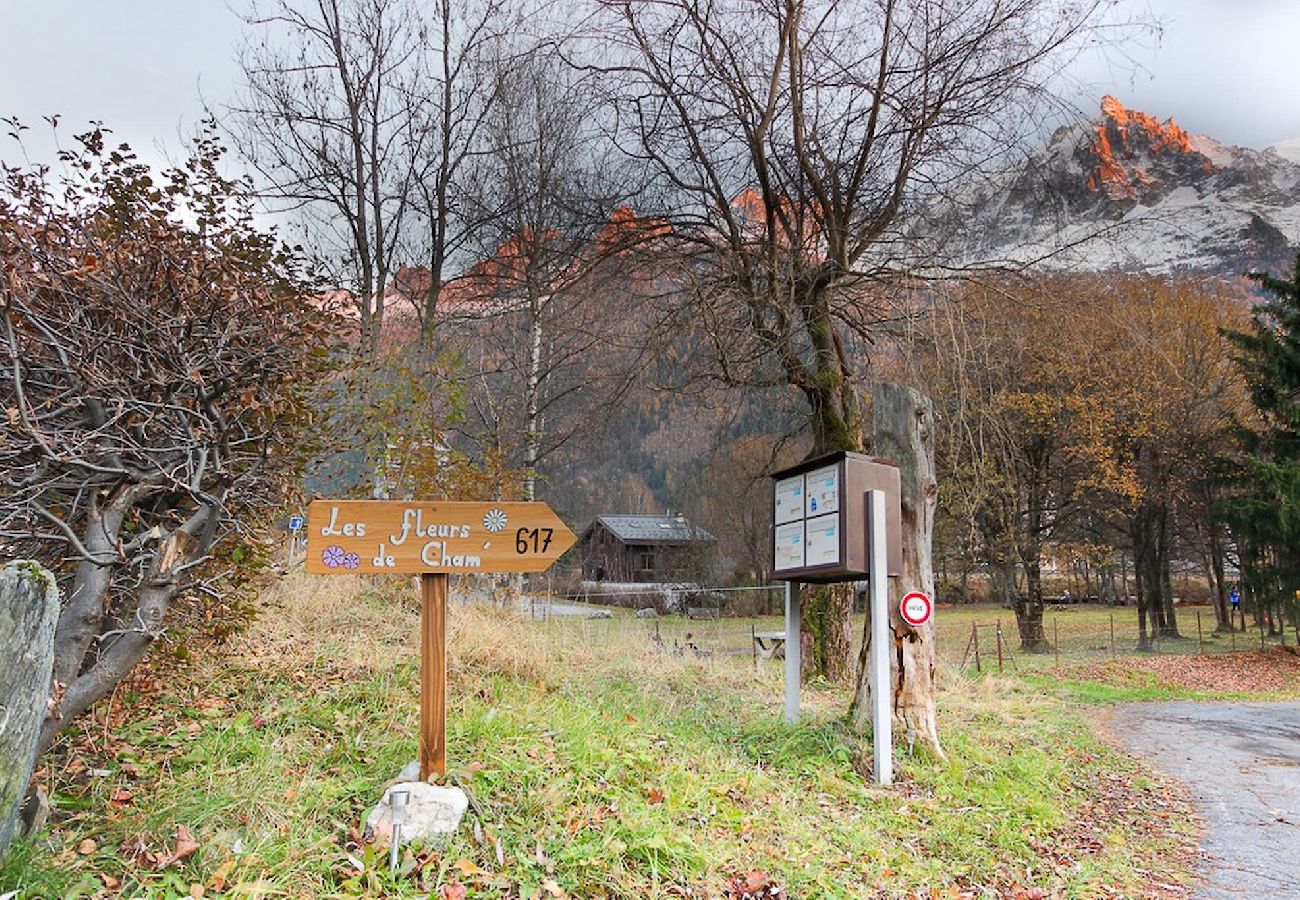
[[850, 383, 944, 758], [0, 561, 59, 860]]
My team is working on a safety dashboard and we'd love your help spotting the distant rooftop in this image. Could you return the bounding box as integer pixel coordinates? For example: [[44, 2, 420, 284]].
[[586, 514, 716, 544]]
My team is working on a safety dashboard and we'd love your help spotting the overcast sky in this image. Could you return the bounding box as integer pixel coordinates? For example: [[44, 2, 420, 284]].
[[1, 0, 1298, 170]]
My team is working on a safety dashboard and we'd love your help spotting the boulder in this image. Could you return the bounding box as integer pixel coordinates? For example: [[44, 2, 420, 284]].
[[0, 561, 60, 860], [364, 782, 467, 848], [635, 607, 658, 618]]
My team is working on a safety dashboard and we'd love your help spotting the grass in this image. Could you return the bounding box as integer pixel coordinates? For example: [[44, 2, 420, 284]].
[[2, 575, 1202, 898], [530, 597, 1291, 679]]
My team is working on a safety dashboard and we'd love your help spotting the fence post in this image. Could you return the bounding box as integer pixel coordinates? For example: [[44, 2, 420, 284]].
[[996, 620, 1004, 673], [1197, 611, 1204, 655], [751, 621, 757, 669], [973, 621, 981, 673]]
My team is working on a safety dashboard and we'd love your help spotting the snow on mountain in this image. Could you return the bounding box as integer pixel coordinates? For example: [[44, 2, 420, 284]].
[[1269, 137, 1300, 166], [923, 97, 1300, 277]]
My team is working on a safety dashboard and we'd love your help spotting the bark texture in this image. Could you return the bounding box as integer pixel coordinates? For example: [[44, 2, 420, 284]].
[[0, 561, 59, 860], [802, 583, 854, 683], [850, 383, 943, 758]]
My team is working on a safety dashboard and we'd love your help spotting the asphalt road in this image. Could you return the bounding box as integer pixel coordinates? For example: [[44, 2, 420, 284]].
[[1111, 701, 1300, 899]]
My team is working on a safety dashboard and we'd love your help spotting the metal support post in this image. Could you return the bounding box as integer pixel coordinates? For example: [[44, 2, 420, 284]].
[[867, 489, 892, 786], [784, 580, 801, 725]]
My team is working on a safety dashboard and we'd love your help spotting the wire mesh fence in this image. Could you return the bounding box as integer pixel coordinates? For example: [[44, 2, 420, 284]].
[[455, 580, 1299, 677]]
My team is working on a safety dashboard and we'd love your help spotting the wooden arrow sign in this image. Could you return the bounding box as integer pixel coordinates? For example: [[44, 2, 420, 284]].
[[304, 499, 576, 781], [305, 500, 576, 575]]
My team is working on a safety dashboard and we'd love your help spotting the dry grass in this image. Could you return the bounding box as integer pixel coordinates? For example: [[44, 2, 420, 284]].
[[234, 573, 414, 671], [238, 572, 750, 691]]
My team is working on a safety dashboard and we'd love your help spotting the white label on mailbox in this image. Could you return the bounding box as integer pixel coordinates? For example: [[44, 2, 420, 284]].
[[804, 513, 840, 566], [774, 475, 805, 526], [805, 464, 840, 518], [773, 521, 805, 570]]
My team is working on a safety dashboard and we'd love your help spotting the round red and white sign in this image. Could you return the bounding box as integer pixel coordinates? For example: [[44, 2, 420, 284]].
[[899, 591, 933, 627]]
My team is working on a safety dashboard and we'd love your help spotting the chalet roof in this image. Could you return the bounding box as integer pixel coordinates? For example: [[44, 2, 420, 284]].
[[584, 514, 716, 544]]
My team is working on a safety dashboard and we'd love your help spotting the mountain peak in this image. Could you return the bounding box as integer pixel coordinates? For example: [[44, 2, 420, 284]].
[[1084, 95, 1210, 199], [923, 97, 1300, 276]]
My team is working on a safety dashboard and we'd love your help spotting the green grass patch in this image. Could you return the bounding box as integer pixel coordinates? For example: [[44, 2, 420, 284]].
[[1, 577, 1197, 898]]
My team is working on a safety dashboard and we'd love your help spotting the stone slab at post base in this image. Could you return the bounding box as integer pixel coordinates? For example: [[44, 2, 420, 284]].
[[365, 782, 468, 848]]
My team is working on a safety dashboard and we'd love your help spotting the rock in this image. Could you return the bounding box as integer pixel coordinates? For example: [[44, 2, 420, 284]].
[[0, 561, 60, 861], [19, 788, 49, 838], [586, 609, 614, 619], [364, 782, 467, 848], [635, 607, 658, 618], [391, 760, 421, 785]]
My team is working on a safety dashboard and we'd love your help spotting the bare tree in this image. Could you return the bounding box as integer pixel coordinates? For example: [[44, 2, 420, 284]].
[[579, 0, 1128, 737], [229, 0, 431, 354], [0, 124, 331, 754], [458, 48, 657, 501], [408, 0, 510, 340]]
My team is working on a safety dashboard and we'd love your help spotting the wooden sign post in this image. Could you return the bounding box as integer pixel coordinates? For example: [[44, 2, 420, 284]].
[[306, 500, 576, 779]]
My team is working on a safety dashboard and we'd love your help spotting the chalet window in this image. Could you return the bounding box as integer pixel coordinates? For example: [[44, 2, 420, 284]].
[[638, 550, 654, 571]]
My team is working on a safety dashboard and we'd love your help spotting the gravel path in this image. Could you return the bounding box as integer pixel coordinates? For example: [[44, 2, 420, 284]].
[[1110, 701, 1300, 899]]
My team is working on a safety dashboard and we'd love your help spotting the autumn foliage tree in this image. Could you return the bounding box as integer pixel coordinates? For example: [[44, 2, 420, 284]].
[[0, 123, 333, 753], [922, 275, 1245, 650]]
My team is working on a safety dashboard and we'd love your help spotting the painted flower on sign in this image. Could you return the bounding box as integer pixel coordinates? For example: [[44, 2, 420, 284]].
[[343, 553, 361, 570], [322, 545, 346, 568], [483, 508, 508, 533]]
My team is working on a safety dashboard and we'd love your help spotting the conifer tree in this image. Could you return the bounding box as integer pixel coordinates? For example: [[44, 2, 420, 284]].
[[1223, 255, 1300, 633]]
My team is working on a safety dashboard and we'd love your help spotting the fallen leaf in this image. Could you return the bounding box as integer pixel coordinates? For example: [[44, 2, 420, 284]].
[[453, 858, 484, 876], [542, 878, 568, 897], [646, 788, 665, 805], [189, 885, 205, 898], [725, 869, 783, 899], [77, 838, 97, 855], [155, 824, 201, 868], [211, 859, 234, 891], [440, 883, 468, 900]]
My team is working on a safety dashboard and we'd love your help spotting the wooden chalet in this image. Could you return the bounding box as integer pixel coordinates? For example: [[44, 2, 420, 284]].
[[579, 514, 716, 583]]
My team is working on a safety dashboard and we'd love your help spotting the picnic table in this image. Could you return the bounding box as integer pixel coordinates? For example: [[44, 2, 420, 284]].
[[752, 631, 787, 660]]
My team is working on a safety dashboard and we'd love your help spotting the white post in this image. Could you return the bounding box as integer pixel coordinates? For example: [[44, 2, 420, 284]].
[[784, 580, 801, 725], [867, 489, 893, 786]]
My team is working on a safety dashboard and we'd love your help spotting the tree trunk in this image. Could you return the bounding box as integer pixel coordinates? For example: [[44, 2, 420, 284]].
[[1159, 504, 1180, 637], [989, 554, 1017, 609], [850, 383, 943, 758], [1132, 513, 1154, 650], [1208, 521, 1231, 632], [1017, 545, 1047, 651], [0, 562, 60, 860], [522, 283, 545, 503], [803, 584, 853, 682]]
